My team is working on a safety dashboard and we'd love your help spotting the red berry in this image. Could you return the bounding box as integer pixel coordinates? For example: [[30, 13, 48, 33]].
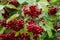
[[28, 19, 35, 24], [47, 0, 50, 2], [33, 34, 38, 40], [21, 33, 30, 40], [9, 0, 18, 6], [54, 26, 60, 30], [23, 5, 29, 15]]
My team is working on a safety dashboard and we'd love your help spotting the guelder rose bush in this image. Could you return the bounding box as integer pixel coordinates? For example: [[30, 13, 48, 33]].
[[0, 0, 60, 40]]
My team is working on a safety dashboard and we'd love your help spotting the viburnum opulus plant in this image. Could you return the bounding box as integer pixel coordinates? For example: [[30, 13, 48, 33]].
[[0, 0, 60, 40]]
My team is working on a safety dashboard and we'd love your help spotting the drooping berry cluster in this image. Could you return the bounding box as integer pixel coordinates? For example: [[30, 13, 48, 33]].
[[6, 19, 24, 31], [27, 24, 43, 34], [0, 32, 19, 40], [23, 5, 42, 17]]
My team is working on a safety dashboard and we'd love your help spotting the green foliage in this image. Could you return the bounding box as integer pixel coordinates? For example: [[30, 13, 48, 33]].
[[0, 27, 6, 34], [0, 0, 60, 40], [17, 0, 26, 4]]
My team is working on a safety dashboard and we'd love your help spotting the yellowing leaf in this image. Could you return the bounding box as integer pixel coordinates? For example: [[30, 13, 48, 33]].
[[7, 13, 19, 23]]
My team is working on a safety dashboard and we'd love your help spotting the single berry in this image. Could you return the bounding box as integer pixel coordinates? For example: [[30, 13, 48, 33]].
[[47, 0, 50, 2]]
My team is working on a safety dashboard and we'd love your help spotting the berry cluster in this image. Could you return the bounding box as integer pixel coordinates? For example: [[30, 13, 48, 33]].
[[0, 0, 59, 40], [23, 5, 42, 17], [6, 19, 24, 31], [48, 7, 58, 15], [27, 24, 43, 34], [0, 32, 19, 40]]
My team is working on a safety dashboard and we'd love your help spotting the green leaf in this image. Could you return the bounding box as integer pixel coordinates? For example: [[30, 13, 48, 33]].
[[15, 31, 20, 37], [26, 0, 36, 4], [45, 21, 53, 37], [37, 2, 49, 13], [0, 13, 4, 20], [47, 16, 57, 22], [28, 32, 34, 40], [50, 0, 57, 4], [19, 28, 24, 34], [37, 35, 41, 40], [23, 24, 27, 33], [40, 0, 47, 2], [0, 5, 5, 10], [56, 10, 60, 16], [5, 4, 16, 9], [7, 10, 18, 18], [24, 16, 30, 24], [7, 13, 19, 23], [39, 22, 46, 31], [46, 21, 54, 29], [46, 29, 52, 38], [23, 16, 30, 33], [0, 27, 6, 34], [17, 0, 26, 4]]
